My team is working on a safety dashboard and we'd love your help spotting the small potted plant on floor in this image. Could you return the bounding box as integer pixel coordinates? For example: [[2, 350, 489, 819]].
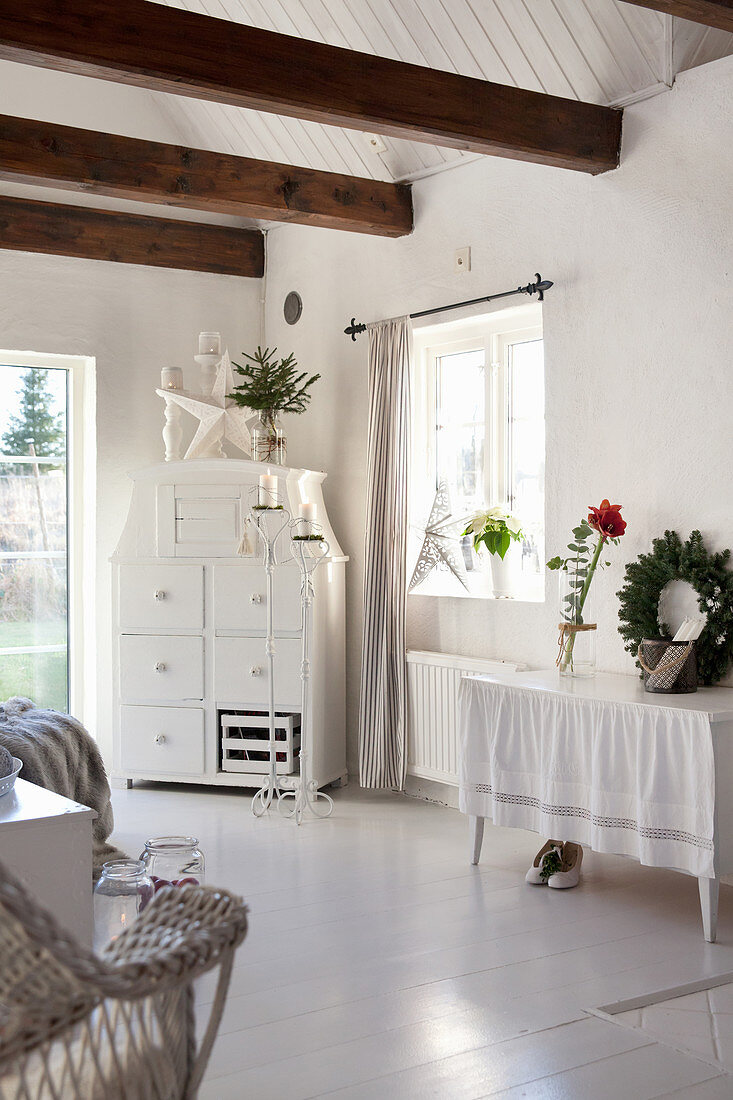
[[463, 506, 524, 598], [228, 346, 320, 465]]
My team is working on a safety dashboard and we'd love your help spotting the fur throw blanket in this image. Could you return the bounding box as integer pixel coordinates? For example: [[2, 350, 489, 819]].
[[0, 697, 126, 879]]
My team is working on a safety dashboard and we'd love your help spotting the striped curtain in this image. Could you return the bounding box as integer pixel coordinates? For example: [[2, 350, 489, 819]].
[[358, 316, 412, 789]]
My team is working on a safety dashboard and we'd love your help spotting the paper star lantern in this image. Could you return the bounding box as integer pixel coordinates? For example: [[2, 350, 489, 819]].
[[156, 350, 254, 459], [409, 481, 469, 592]]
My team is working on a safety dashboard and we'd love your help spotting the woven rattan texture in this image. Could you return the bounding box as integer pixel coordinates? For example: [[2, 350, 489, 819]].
[[0, 859, 247, 1099]]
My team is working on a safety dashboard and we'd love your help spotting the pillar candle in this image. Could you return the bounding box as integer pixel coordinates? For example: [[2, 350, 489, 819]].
[[198, 331, 221, 356], [299, 501, 316, 534], [161, 367, 183, 391], [259, 473, 278, 507]]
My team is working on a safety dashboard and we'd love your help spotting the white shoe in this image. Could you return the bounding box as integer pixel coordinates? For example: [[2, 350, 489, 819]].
[[547, 842, 583, 889], [525, 839, 563, 885]]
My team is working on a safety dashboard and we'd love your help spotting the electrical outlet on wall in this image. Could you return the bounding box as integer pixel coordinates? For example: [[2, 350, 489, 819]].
[[455, 247, 471, 274]]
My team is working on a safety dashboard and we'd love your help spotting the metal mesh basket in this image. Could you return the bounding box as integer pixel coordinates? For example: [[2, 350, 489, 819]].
[[638, 638, 698, 694], [0, 757, 22, 797]]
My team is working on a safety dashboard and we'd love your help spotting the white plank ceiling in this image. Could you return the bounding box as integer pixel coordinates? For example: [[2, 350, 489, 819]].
[[148, 0, 733, 182]]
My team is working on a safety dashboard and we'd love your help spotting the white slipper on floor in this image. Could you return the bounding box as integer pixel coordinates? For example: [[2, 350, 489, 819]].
[[525, 839, 563, 885], [547, 842, 583, 889]]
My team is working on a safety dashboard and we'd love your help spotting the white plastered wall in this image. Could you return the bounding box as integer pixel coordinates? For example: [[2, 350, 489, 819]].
[[263, 56, 733, 777], [0, 65, 262, 765]]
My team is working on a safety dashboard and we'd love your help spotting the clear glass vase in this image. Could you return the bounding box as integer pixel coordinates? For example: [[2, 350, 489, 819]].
[[252, 410, 286, 465], [93, 859, 154, 951], [139, 836, 205, 892], [558, 569, 597, 678]]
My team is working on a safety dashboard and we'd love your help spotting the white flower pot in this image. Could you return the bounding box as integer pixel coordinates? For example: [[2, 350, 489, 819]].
[[490, 552, 514, 598]]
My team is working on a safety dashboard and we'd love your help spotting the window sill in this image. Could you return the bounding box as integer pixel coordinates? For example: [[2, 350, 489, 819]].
[[408, 571, 545, 603]]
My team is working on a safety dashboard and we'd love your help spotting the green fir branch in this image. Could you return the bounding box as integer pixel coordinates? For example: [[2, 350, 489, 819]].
[[228, 346, 320, 417]]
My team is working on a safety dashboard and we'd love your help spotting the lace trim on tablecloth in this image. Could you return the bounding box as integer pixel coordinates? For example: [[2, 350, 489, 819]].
[[471, 783, 714, 851]]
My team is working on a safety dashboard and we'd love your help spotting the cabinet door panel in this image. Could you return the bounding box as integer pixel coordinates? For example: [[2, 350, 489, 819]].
[[215, 637, 301, 706], [119, 564, 203, 630], [120, 705, 204, 775], [120, 635, 204, 701], [213, 565, 302, 632]]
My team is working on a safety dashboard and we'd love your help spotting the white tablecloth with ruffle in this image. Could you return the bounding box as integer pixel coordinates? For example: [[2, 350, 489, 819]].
[[458, 672, 717, 878]]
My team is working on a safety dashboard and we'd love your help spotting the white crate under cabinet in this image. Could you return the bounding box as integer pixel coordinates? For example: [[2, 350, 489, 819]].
[[220, 711, 301, 774]]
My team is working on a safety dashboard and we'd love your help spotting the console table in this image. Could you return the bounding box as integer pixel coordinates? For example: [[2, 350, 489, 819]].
[[459, 670, 733, 942]]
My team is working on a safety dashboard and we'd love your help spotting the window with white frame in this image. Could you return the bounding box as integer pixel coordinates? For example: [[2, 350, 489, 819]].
[[410, 304, 544, 600], [0, 352, 94, 718]]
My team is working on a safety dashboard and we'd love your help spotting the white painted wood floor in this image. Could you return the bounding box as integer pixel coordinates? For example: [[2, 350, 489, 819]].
[[111, 785, 733, 1099]]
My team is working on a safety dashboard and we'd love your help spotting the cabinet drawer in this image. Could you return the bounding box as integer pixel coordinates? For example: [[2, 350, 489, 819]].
[[213, 565, 302, 633], [120, 635, 204, 701], [215, 637, 301, 706], [119, 564, 203, 631], [120, 706, 204, 775]]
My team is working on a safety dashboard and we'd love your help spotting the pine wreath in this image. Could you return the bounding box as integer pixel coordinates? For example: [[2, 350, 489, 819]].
[[617, 530, 733, 685]]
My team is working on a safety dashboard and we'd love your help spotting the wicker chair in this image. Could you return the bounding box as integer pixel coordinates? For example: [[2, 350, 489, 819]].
[[0, 859, 248, 1099]]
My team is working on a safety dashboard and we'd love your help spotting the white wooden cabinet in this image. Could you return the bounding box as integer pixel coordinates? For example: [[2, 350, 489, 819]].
[[111, 459, 347, 791]]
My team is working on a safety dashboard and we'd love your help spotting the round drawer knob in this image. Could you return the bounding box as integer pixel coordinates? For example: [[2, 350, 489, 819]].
[[249, 665, 262, 677], [154, 661, 167, 673], [154, 590, 167, 601], [154, 733, 167, 745], [249, 593, 262, 604]]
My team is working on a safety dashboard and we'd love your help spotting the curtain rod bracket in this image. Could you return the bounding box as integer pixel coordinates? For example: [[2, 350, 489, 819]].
[[344, 272, 552, 339]]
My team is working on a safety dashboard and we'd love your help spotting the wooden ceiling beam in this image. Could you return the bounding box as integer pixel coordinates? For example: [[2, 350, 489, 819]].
[[0, 114, 413, 238], [0, 0, 622, 175], [621, 0, 733, 32], [0, 194, 264, 276]]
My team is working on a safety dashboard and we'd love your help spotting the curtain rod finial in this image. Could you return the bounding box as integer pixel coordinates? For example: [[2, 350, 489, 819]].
[[526, 273, 553, 301], [344, 318, 367, 341]]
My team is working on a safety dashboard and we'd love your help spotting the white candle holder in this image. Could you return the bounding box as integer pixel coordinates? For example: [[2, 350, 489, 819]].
[[162, 397, 183, 462], [247, 488, 292, 818], [194, 352, 221, 396], [279, 526, 334, 825]]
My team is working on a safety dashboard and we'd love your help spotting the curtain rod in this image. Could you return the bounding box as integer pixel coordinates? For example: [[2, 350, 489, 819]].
[[343, 273, 553, 341]]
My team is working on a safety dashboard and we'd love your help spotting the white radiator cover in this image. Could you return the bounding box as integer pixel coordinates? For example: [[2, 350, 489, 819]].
[[406, 650, 524, 786]]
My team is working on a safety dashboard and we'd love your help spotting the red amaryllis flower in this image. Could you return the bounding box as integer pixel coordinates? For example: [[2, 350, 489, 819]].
[[588, 500, 626, 540]]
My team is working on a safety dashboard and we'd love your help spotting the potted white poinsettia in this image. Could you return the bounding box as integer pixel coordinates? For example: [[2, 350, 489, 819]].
[[463, 506, 524, 598]]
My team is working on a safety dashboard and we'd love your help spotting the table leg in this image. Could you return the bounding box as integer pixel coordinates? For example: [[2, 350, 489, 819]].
[[698, 876, 720, 943], [470, 816, 485, 866]]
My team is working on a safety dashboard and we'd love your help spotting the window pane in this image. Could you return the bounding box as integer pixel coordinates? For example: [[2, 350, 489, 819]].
[[0, 366, 68, 710], [435, 349, 485, 513], [508, 339, 544, 576]]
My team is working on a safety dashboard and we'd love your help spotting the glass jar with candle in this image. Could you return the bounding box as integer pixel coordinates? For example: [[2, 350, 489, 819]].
[[198, 331, 221, 356], [252, 410, 286, 465], [140, 836, 205, 892], [161, 367, 183, 391], [93, 859, 154, 952]]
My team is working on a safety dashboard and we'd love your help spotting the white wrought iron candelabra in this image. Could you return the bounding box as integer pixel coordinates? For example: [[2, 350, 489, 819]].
[[279, 528, 334, 825], [246, 487, 291, 818]]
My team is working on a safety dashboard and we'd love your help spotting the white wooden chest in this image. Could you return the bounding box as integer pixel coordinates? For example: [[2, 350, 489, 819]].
[[111, 459, 347, 791]]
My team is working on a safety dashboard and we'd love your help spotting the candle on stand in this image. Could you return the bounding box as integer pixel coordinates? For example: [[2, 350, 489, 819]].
[[161, 367, 183, 391], [259, 473, 278, 507], [198, 332, 221, 356], [299, 501, 316, 535]]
